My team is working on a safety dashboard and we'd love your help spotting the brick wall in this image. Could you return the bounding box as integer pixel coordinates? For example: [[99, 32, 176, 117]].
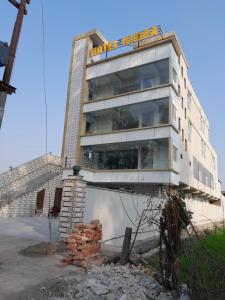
[[0, 174, 62, 217]]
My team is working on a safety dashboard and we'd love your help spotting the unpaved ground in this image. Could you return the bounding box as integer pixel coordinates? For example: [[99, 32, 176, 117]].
[[0, 217, 59, 241], [0, 234, 175, 300], [0, 217, 182, 300], [0, 234, 78, 300], [0, 217, 77, 300], [5, 265, 175, 300]]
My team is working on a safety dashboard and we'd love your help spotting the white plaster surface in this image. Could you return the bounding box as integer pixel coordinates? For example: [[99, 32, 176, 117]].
[[84, 186, 225, 246]]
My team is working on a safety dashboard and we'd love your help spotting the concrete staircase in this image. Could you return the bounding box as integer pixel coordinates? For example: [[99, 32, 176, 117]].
[[0, 154, 62, 208]]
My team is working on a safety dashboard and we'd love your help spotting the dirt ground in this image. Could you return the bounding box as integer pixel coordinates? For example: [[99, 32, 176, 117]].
[[0, 217, 166, 300], [0, 234, 81, 300], [0, 217, 80, 300]]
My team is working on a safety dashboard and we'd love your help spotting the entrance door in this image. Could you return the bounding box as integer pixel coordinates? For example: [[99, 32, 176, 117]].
[[54, 188, 62, 210], [36, 189, 45, 214]]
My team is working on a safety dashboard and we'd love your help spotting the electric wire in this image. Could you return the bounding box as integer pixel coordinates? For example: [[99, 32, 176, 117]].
[[40, 0, 52, 242], [40, 0, 48, 154], [118, 189, 137, 228]]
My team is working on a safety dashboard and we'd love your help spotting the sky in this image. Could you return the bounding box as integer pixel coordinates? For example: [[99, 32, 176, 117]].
[[0, 0, 224, 187]]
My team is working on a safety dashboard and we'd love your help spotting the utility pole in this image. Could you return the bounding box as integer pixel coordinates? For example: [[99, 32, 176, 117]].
[[0, 0, 30, 129]]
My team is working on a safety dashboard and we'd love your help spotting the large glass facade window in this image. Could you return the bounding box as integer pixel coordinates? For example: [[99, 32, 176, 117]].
[[88, 59, 169, 101], [81, 139, 169, 170], [85, 98, 169, 134]]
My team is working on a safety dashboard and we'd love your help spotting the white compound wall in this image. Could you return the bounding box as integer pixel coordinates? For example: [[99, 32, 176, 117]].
[[84, 185, 225, 246]]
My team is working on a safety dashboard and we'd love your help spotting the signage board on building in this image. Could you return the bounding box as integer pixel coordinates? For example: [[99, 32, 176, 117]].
[[89, 25, 162, 57]]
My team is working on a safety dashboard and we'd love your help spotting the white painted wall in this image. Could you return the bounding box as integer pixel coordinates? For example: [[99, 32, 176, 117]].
[[84, 186, 162, 245], [84, 186, 225, 246], [186, 195, 225, 226]]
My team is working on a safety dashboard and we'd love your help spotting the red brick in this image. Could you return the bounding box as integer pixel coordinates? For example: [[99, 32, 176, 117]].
[[91, 219, 100, 225], [67, 239, 77, 244], [67, 244, 77, 251], [75, 223, 84, 229]]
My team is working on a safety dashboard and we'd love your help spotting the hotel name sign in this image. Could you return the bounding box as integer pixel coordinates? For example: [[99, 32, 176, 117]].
[[89, 25, 162, 57]]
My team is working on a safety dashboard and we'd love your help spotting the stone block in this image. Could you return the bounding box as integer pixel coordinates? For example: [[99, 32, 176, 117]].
[[75, 212, 83, 218], [62, 196, 72, 202], [59, 232, 69, 239], [63, 187, 73, 192], [73, 207, 84, 212], [64, 182, 75, 187], [64, 191, 73, 197], [63, 202, 72, 207], [61, 212, 71, 217], [72, 217, 83, 223], [75, 187, 84, 192], [60, 222, 70, 228], [61, 207, 69, 212], [75, 202, 85, 207], [75, 195, 85, 200], [68, 175, 80, 180], [59, 227, 68, 233]]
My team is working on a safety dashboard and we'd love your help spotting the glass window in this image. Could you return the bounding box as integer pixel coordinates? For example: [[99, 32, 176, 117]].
[[81, 139, 169, 170], [172, 68, 178, 85], [188, 121, 192, 142], [182, 129, 184, 142], [200, 116, 205, 134], [173, 146, 177, 162], [187, 90, 192, 110], [193, 156, 214, 189], [140, 139, 169, 169], [193, 157, 199, 180], [172, 105, 177, 127], [84, 98, 169, 134], [87, 59, 169, 101], [201, 139, 206, 157], [199, 162, 205, 184], [178, 118, 181, 131], [212, 155, 216, 170]]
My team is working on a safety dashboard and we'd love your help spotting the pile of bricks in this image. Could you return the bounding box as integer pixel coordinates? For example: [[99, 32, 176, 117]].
[[65, 219, 102, 267]]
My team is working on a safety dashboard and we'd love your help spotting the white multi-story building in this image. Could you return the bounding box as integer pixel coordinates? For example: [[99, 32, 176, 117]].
[[62, 27, 222, 205]]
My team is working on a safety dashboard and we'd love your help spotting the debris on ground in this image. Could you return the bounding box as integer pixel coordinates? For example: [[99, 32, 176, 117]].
[[39, 264, 175, 300], [19, 240, 67, 257]]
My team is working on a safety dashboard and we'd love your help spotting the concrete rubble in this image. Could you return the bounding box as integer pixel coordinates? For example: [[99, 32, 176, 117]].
[[46, 264, 175, 300]]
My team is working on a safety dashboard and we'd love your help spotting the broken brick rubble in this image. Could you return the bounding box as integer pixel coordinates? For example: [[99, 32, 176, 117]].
[[64, 219, 102, 267]]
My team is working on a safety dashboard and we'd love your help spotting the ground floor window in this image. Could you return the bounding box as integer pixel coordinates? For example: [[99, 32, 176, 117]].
[[81, 138, 169, 170]]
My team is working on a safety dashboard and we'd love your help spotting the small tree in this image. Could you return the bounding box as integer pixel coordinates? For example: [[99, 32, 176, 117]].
[[159, 190, 192, 291]]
